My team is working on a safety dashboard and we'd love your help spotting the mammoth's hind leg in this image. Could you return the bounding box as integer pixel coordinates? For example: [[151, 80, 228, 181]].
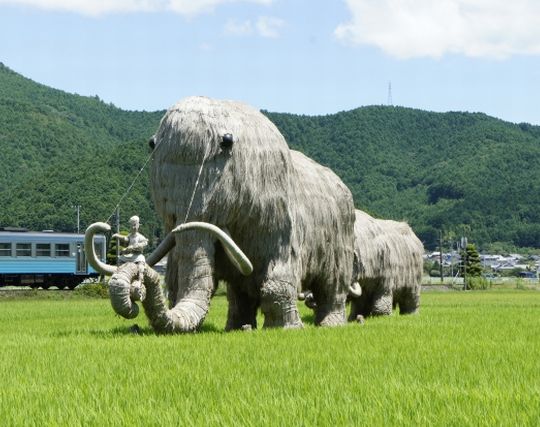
[[348, 294, 373, 321], [371, 289, 394, 316], [225, 283, 258, 331], [397, 286, 420, 315], [260, 278, 303, 329]]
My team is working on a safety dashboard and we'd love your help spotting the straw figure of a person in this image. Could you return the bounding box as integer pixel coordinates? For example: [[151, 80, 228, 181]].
[[112, 215, 148, 301]]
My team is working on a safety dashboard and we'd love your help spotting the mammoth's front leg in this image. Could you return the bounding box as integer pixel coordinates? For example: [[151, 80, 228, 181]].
[[313, 289, 347, 327], [260, 267, 303, 329], [225, 284, 258, 331]]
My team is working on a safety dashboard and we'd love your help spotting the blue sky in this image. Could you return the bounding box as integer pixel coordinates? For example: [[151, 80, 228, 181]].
[[1, 0, 539, 124]]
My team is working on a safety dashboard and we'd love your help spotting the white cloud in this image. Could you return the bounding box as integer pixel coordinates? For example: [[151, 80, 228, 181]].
[[198, 42, 214, 51], [224, 15, 284, 38], [0, 0, 156, 15], [224, 19, 253, 36], [168, 0, 271, 17], [255, 16, 284, 38], [335, 0, 540, 59], [0, 0, 273, 16]]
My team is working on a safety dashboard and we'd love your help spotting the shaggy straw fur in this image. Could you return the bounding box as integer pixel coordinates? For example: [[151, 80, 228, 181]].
[[148, 96, 355, 331], [349, 209, 424, 318]]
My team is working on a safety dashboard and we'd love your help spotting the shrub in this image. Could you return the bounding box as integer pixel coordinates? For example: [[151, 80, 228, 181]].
[[74, 281, 109, 298], [515, 278, 528, 290], [466, 276, 491, 290]]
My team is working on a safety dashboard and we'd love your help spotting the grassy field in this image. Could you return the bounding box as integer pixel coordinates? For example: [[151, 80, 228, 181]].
[[0, 289, 539, 426]]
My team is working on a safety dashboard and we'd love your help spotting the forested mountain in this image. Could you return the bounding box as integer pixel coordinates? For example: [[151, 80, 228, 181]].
[[266, 109, 540, 250], [0, 63, 164, 239], [1, 63, 539, 250]]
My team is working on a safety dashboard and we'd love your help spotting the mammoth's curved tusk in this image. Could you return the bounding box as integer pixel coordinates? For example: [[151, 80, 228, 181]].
[[146, 233, 176, 267], [172, 222, 253, 276], [84, 222, 117, 276], [349, 281, 362, 297]]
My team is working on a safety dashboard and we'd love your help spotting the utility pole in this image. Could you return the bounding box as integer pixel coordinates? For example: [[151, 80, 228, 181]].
[[439, 230, 444, 284], [115, 206, 120, 267], [76, 205, 80, 234], [461, 236, 468, 290], [450, 241, 454, 279], [72, 205, 81, 233]]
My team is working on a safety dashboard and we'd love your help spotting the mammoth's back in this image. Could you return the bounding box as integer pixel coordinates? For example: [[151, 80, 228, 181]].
[[289, 150, 355, 289], [354, 209, 424, 287]]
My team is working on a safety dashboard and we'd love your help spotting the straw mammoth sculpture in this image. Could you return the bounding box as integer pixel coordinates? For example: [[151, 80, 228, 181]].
[[86, 96, 356, 333], [348, 210, 424, 318]]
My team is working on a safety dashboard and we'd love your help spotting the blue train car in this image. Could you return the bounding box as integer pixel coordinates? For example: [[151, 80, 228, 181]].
[[0, 229, 106, 289]]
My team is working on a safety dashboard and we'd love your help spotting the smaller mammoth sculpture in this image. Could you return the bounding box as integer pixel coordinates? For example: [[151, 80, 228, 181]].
[[348, 209, 423, 319]]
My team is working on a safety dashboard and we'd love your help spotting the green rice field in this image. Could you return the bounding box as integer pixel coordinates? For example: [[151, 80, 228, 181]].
[[0, 289, 539, 426]]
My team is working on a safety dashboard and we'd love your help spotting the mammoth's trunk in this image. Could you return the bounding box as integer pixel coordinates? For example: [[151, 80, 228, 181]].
[[106, 249, 214, 333], [139, 223, 253, 333], [142, 238, 215, 333], [86, 220, 252, 333], [109, 263, 142, 319]]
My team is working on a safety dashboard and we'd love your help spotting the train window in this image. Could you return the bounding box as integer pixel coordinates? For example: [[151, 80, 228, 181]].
[[0, 243, 11, 256], [94, 239, 105, 261], [36, 243, 52, 257], [55, 243, 70, 257], [16, 243, 32, 257]]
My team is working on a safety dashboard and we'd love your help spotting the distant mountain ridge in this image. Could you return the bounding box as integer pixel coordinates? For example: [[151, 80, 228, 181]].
[[1, 63, 539, 250], [266, 107, 540, 250]]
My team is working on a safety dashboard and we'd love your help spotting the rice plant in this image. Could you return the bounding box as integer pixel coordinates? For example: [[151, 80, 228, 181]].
[[0, 290, 538, 426]]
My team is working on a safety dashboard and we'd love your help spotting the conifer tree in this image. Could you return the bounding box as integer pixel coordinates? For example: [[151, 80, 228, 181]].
[[460, 243, 482, 288]]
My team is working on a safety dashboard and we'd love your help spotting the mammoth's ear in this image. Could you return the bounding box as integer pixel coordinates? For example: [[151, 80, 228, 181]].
[[220, 133, 234, 149], [148, 135, 156, 150]]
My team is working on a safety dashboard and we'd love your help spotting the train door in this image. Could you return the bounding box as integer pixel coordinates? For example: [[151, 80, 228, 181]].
[[76, 243, 87, 274]]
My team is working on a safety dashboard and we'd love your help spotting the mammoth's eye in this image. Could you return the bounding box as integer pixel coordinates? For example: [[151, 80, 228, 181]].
[[148, 136, 156, 150], [220, 133, 234, 149]]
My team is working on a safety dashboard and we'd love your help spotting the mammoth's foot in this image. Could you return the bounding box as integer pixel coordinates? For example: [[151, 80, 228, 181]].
[[225, 285, 258, 331], [261, 279, 303, 329], [371, 293, 393, 316], [396, 287, 420, 315], [315, 299, 347, 327]]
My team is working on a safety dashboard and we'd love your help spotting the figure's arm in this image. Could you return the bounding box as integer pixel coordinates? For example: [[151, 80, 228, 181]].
[[123, 235, 148, 253], [112, 233, 129, 245]]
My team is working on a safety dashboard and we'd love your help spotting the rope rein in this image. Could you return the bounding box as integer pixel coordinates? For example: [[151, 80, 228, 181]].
[[183, 144, 210, 224], [104, 147, 156, 225], [104, 138, 210, 230]]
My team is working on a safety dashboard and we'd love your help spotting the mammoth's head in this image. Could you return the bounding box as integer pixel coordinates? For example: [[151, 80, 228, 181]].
[[150, 96, 292, 231]]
